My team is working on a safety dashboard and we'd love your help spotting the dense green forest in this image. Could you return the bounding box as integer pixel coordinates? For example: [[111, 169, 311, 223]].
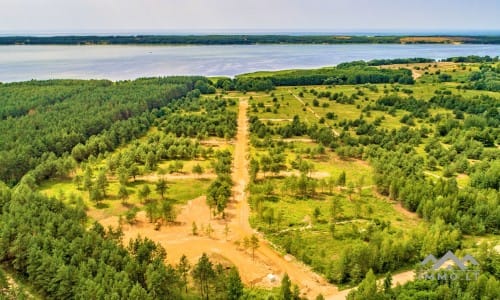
[[224, 65, 415, 92], [0, 77, 213, 186], [0, 59, 499, 299], [0, 184, 245, 299], [1, 35, 499, 45]]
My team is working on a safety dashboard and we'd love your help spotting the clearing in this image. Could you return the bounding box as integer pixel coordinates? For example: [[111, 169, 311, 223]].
[[100, 99, 339, 299]]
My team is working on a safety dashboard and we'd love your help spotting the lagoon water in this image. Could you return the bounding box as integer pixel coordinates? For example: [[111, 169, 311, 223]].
[[0, 44, 499, 82]]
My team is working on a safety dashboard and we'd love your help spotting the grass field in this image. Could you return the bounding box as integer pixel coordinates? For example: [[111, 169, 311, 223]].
[[240, 60, 500, 285], [35, 60, 499, 295]]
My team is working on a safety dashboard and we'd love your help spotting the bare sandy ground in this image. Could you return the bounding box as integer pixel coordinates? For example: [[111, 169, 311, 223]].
[[100, 100, 337, 298], [99, 99, 419, 299]]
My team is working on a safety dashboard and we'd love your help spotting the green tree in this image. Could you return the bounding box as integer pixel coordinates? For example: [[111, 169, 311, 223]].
[[145, 151, 157, 171], [129, 283, 149, 300], [125, 208, 138, 224], [226, 267, 244, 300], [161, 199, 176, 223], [155, 179, 168, 200], [243, 236, 250, 252], [95, 170, 109, 197], [347, 269, 377, 300], [192, 253, 215, 300], [250, 234, 259, 260], [138, 184, 151, 203], [145, 200, 158, 223], [260, 155, 272, 177], [330, 197, 343, 222], [129, 163, 140, 182], [249, 158, 260, 182], [205, 223, 214, 238], [192, 163, 204, 177], [357, 175, 365, 195], [347, 182, 355, 201], [73, 174, 82, 190], [145, 260, 179, 299], [383, 272, 392, 294], [118, 184, 129, 204], [177, 255, 190, 293], [117, 165, 129, 186], [327, 176, 336, 194], [280, 273, 292, 300], [337, 171, 346, 187], [292, 284, 300, 300], [313, 207, 321, 222], [89, 185, 103, 204], [83, 166, 93, 192]]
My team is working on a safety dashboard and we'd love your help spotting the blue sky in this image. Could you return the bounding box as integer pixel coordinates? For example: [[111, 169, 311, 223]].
[[0, 0, 499, 34]]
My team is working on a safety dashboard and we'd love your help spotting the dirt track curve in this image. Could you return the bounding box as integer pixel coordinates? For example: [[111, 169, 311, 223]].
[[99, 98, 416, 299]]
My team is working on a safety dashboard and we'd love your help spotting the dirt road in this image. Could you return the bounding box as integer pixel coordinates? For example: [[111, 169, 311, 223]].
[[229, 100, 338, 298], [98, 98, 418, 299], [99, 99, 336, 298]]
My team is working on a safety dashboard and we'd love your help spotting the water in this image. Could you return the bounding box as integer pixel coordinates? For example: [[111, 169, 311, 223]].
[[0, 44, 498, 82]]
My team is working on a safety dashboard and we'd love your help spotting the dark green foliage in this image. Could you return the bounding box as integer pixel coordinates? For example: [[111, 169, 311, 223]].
[[366, 57, 435, 66], [239, 65, 414, 87], [207, 150, 233, 216], [226, 267, 244, 300], [438, 73, 452, 82], [2, 35, 499, 45], [465, 63, 500, 91], [346, 269, 377, 300], [192, 253, 215, 300], [159, 97, 237, 139], [0, 185, 176, 299], [370, 148, 499, 234], [374, 94, 430, 118], [279, 273, 292, 300], [430, 93, 499, 117], [234, 78, 275, 92], [349, 264, 500, 300], [443, 55, 499, 63], [0, 77, 200, 185]]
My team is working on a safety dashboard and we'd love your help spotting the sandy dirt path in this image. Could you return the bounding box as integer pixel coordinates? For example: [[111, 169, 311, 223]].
[[229, 100, 338, 298], [99, 99, 336, 298], [98, 98, 419, 299]]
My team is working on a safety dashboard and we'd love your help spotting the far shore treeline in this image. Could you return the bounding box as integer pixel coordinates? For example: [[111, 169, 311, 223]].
[[1, 35, 500, 45]]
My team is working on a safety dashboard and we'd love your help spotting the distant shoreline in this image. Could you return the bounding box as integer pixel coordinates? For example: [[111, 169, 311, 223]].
[[1, 35, 499, 45]]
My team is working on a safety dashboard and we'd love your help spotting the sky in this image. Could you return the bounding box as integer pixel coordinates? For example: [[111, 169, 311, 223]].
[[0, 0, 499, 35]]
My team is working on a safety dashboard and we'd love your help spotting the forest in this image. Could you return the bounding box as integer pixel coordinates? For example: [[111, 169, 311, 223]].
[[0, 183, 245, 300], [0, 59, 499, 299], [229, 65, 414, 91], [0, 77, 211, 186], [1, 35, 499, 45]]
